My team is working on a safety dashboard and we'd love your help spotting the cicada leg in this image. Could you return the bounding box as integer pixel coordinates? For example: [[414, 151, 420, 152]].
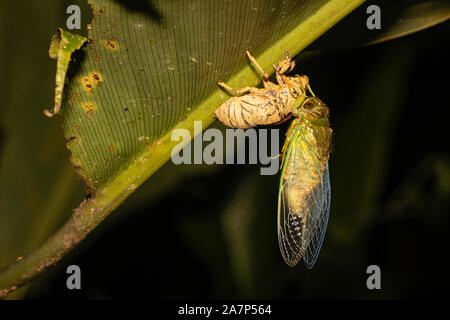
[[273, 53, 296, 86], [246, 50, 269, 82], [273, 65, 285, 86], [218, 81, 254, 96], [271, 153, 281, 160], [274, 51, 296, 75], [307, 84, 316, 97]]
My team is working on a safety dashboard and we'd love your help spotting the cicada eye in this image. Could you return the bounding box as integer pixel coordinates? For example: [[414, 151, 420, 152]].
[[303, 101, 314, 109]]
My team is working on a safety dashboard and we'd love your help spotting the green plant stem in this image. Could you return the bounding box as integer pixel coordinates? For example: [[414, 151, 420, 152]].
[[0, 0, 365, 297]]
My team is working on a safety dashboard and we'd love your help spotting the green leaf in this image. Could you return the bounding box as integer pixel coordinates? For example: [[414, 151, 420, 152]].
[[62, 0, 366, 191], [0, 0, 366, 297]]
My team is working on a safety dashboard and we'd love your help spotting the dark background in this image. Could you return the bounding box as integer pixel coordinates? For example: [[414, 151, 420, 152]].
[[1, 2, 449, 299]]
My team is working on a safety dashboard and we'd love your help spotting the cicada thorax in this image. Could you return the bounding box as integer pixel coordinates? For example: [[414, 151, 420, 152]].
[[214, 82, 301, 129], [282, 122, 332, 247]]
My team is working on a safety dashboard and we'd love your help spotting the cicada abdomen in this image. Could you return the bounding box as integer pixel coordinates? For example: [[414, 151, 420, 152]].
[[214, 87, 293, 129]]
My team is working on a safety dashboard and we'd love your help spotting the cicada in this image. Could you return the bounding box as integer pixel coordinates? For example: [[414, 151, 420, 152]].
[[278, 96, 332, 268], [214, 51, 312, 129], [215, 51, 332, 268]]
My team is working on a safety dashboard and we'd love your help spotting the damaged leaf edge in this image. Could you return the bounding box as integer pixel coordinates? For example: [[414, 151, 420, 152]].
[[44, 28, 87, 118]]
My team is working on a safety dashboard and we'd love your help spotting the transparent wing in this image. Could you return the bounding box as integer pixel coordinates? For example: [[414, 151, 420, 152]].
[[277, 129, 331, 268], [302, 164, 330, 268], [277, 135, 303, 267]]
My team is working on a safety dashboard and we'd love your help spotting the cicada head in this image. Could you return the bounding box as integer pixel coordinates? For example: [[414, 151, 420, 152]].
[[293, 97, 330, 125]]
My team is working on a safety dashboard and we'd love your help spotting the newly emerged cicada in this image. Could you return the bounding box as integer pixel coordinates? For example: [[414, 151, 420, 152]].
[[215, 51, 332, 268], [214, 51, 313, 129], [278, 96, 332, 268]]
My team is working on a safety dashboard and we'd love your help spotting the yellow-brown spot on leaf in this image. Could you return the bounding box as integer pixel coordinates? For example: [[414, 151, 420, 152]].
[[103, 39, 119, 51], [82, 102, 97, 112], [90, 71, 103, 87], [65, 136, 78, 143], [83, 102, 96, 119], [109, 144, 115, 152], [145, 140, 162, 150], [81, 76, 94, 94]]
